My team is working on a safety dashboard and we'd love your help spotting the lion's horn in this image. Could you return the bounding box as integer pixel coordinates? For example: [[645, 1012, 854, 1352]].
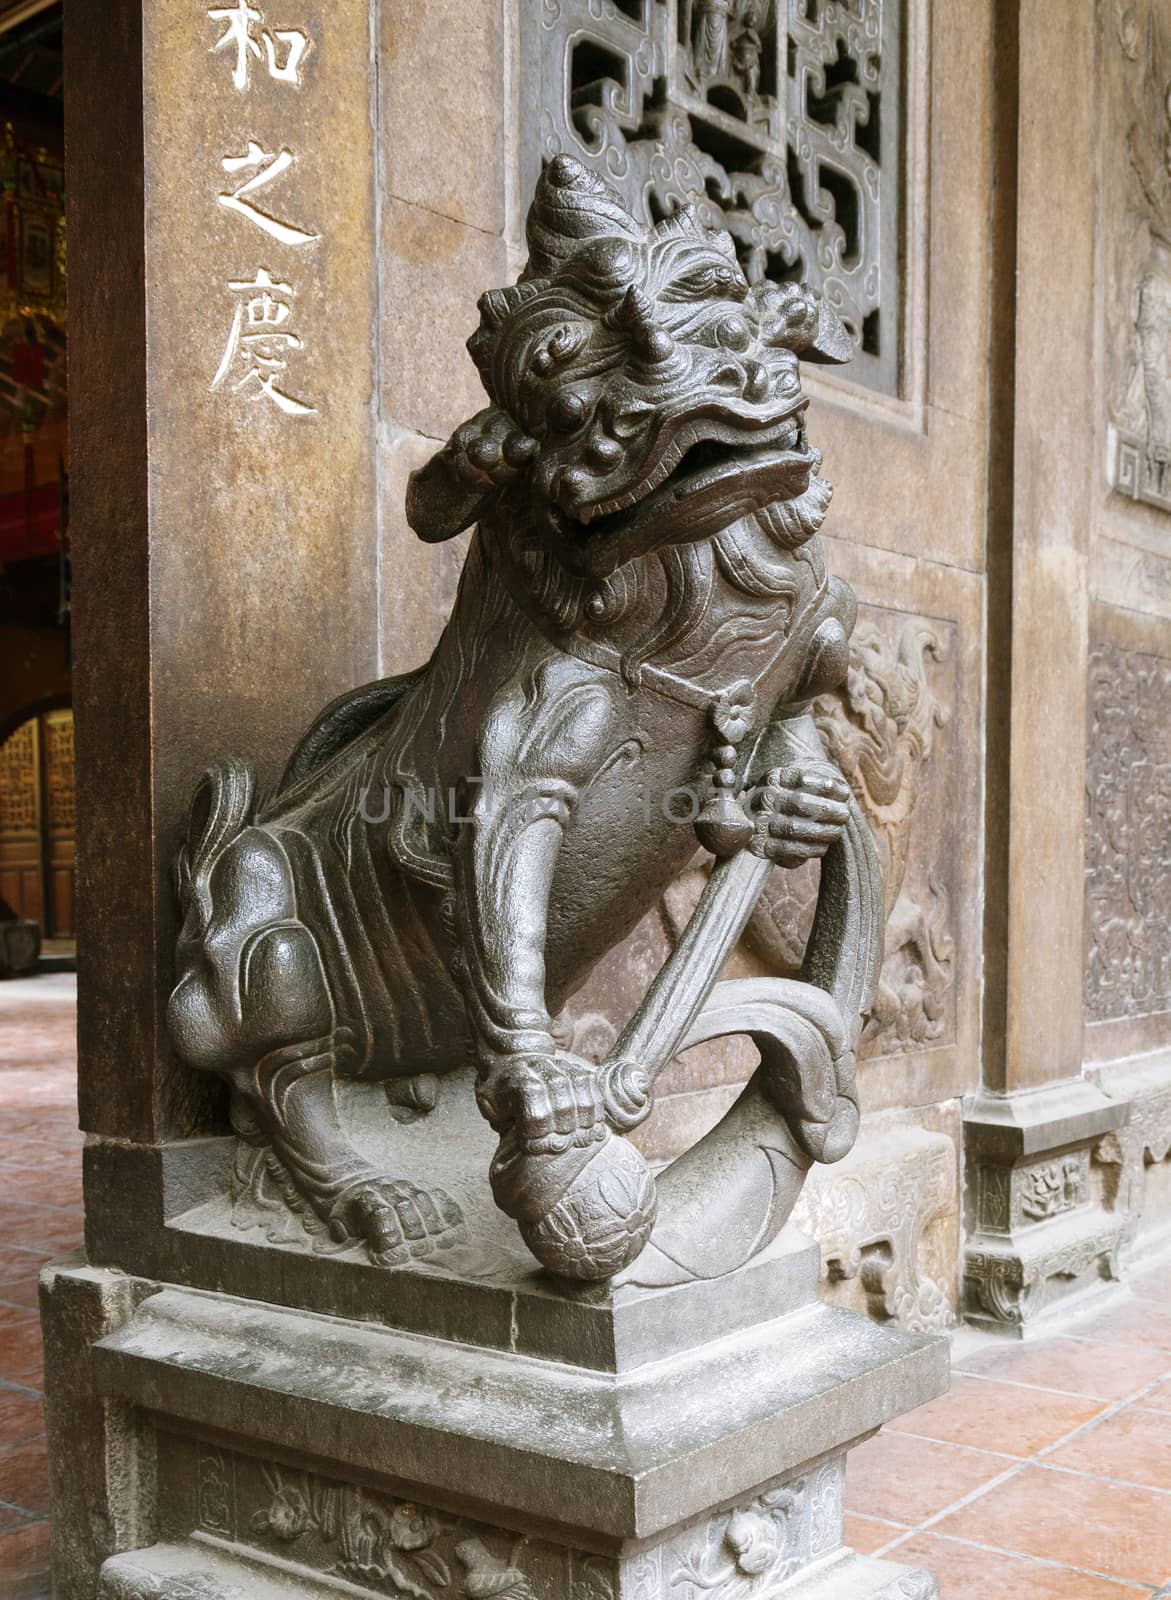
[[523, 154, 640, 279]]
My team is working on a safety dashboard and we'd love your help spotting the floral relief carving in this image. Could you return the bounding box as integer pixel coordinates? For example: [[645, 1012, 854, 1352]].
[[668, 1469, 843, 1600], [1084, 641, 1171, 1022], [176, 1444, 853, 1600], [249, 1464, 454, 1594]]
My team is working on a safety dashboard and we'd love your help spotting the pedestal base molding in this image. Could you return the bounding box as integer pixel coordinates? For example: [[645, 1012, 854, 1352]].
[[97, 1544, 937, 1600], [962, 1082, 1128, 1335], [42, 1244, 946, 1600]]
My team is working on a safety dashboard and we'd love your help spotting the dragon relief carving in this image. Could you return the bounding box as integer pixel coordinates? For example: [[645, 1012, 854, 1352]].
[[168, 156, 885, 1286], [1107, 1, 1171, 511], [1084, 640, 1171, 1022], [746, 617, 954, 1056]]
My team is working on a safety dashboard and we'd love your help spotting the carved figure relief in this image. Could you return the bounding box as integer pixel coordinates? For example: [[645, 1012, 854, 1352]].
[[1017, 1157, 1087, 1223], [1105, 1, 1171, 512], [747, 614, 955, 1056], [168, 157, 884, 1288], [1084, 640, 1171, 1021], [524, 0, 900, 392]]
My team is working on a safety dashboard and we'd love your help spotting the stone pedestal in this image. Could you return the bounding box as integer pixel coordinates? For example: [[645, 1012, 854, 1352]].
[[43, 1225, 945, 1600]]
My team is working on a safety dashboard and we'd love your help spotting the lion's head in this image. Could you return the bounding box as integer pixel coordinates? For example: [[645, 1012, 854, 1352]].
[[407, 156, 851, 579]]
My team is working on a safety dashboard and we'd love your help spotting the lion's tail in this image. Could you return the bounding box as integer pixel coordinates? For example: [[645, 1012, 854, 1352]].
[[174, 756, 256, 934]]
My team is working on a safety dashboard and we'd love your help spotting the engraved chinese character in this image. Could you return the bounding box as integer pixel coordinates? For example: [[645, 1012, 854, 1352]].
[[209, 3, 311, 91], [218, 142, 318, 246], [211, 267, 316, 416]]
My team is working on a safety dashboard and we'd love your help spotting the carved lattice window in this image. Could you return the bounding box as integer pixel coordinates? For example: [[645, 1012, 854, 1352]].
[[522, 0, 901, 392]]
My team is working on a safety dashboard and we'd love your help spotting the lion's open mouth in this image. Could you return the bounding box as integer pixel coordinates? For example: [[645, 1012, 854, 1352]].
[[556, 411, 817, 576]]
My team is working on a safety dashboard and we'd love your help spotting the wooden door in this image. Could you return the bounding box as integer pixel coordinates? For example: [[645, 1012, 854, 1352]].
[[0, 706, 75, 937], [0, 717, 44, 923], [40, 708, 75, 938]]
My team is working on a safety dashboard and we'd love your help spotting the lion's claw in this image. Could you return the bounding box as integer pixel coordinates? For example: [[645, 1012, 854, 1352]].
[[478, 1052, 604, 1152], [750, 762, 851, 869], [334, 1177, 465, 1266]]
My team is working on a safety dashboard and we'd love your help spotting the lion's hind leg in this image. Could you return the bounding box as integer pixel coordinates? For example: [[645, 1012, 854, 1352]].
[[169, 783, 463, 1266], [240, 1028, 464, 1265]]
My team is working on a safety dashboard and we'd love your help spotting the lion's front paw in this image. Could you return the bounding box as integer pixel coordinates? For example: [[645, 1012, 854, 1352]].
[[445, 407, 536, 491], [476, 1053, 605, 1155], [750, 762, 851, 869]]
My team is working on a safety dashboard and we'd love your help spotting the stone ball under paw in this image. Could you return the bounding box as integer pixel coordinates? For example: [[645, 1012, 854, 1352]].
[[520, 1132, 658, 1281]]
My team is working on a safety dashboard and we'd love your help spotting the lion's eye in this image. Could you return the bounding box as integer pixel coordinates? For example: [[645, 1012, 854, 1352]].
[[531, 322, 589, 376], [663, 262, 749, 302]]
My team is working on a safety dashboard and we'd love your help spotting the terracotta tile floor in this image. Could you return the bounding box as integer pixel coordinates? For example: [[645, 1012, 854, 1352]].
[[0, 976, 1170, 1598], [0, 975, 81, 1600], [848, 1285, 1171, 1596]]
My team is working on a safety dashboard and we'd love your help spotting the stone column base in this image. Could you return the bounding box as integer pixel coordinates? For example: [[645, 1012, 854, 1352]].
[[962, 1081, 1128, 1334], [42, 1231, 947, 1600]]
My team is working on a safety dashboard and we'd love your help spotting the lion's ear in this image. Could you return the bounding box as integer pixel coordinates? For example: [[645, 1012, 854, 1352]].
[[405, 407, 537, 544], [803, 298, 855, 365]]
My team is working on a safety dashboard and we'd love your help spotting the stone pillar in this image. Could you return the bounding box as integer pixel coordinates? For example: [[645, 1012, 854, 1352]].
[[47, 0, 382, 1589], [962, 0, 1126, 1334]]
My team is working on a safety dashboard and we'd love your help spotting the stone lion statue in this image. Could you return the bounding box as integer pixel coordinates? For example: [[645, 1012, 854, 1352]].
[[167, 156, 880, 1283]]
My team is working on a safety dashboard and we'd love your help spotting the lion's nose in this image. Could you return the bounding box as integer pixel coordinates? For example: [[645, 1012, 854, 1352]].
[[743, 360, 770, 402], [717, 314, 752, 352], [586, 432, 623, 470]]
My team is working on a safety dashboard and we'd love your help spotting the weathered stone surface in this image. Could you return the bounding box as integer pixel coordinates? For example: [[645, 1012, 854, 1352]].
[[792, 1116, 958, 1334], [1103, 0, 1171, 518], [1096, 1051, 1171, 1250], [381, 0, 506, 237], [983, 0, 1097, 1098], [377, 424, 467, 673], [89, 1269, 946, 1544], [1085, 638, 1171, 1026], [39, 1256, 157, 1600], [67, 0, 383, 1148], [380, 196, 508, 440]]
